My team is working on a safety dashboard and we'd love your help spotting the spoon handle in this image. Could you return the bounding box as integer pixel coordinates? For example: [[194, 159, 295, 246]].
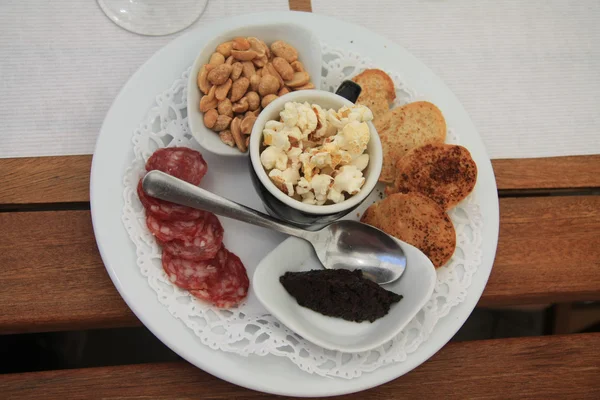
[[142, 170, 310, 239]]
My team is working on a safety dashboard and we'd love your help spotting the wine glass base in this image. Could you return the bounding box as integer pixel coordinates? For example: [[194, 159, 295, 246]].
[[98, 0, 209, 36]]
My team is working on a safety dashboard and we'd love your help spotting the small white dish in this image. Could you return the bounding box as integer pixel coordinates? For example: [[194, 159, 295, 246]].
[[253, 236, 437, 353], [249, 90, 383, 218], [187, 22, 322, 157]]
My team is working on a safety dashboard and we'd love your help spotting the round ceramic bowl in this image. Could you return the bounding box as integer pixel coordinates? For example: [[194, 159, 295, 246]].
[[187, 22, 321, 157], [248, 89, 383, 228]]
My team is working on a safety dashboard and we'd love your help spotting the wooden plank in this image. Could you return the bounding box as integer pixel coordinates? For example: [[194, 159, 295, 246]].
[[494, 155, 600, 190], [289, 0, 312, 12], [0, 211, 138, 334], [1, 333, 598, 399], [1, 196, 598, 333]]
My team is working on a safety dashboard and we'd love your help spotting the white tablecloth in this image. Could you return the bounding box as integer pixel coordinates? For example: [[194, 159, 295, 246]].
[[0, 0, 288, 158], [1, 1, 598, 159], [314, 0, 600, 159]]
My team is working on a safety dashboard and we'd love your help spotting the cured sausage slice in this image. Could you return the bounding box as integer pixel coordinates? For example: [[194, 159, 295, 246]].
[[145, 147, 207, 185], [190, 248, 249, 308], [137, 180, 203, 221], [162, 251, 219, 290], [146, 212, 205, 242], [161, 212, 224, 261]]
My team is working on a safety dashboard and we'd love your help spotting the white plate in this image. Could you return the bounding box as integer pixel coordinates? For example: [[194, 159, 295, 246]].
[[187, 22, 322, 157], [91, 11, 499, 397], [253, 237, 436, 353]]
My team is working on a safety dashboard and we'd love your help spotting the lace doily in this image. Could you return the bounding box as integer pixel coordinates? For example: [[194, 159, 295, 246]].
[[122, 43, 483, 378]]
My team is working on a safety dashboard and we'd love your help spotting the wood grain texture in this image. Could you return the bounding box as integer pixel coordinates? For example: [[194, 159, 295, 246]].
[[1, 333, 598, 399], [0, 211, 138, 333], [288, 0, 312, 12], [1, 196, 598, 333]]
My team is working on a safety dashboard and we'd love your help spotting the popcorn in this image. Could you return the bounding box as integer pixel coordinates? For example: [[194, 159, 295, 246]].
[[261, 101, 371, 205]]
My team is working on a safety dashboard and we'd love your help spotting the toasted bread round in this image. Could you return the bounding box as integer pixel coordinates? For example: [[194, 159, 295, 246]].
[[387, 144, 477, 210], [361, 193, 456, 268], [377, 101, 446, 183], [352, 69, 396, 120]]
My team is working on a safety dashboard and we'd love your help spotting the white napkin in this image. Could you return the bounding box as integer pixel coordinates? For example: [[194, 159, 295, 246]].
[[0, 0, 288, 158], [313, 0, 600, 159]]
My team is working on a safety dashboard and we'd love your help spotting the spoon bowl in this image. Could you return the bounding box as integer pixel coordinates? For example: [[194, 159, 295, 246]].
[[142, 170, 406, 284]]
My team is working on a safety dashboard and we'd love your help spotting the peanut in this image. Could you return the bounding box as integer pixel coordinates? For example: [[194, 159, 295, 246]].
[[241, 61, 256, 78], [231, 49, 258, 61], [231, 62, 243, 80], [290, 61, 305, 72], [209, 52, 225, 66], [270, 40, 298, 63], [216, 41, 233, 58], [258, 75, 280, 96], [232, 37, 250, 51], [219, 130, 235, 147], [206, 85, 216, 101], [261, 94, 278, 108], [248, 37, 267, 57], [207, 64, 232, 85], [230, 117, 246, 152], [213, 115, 232, 132], [203, 109, 218, 129], [272, 57, 294, 80], [266, 63, 285, 87], [284, 71, 310, 88], [215, 79, 232, 101], [230, 77, 250, 102], [293, 82, 315, 91], [199, 94, 218, 112], [232, 97, 249, 114], [225, 55, 234, 65], [250, 74, 261, 92], [241, 115, 257, 134], [245, 91, 260, 111], [252, 54, 268, 68], [196, 64, 212, 94], [278, 86, 291, 96], [218, 98, 233, 117]]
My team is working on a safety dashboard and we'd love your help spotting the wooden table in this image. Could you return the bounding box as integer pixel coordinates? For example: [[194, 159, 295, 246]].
[[1, 1, 599, 398]]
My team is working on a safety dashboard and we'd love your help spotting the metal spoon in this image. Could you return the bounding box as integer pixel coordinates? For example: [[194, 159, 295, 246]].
[[142, 170, 406, 284]]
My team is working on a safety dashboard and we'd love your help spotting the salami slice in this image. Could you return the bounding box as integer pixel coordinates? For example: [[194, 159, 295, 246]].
[[190, 247, 249, 308], [146, 147, 207, 185], [162, 250, 220, 290], [161, 212, 224, 261], [146, 212, 205, 242], [137, 180, 202, 221]]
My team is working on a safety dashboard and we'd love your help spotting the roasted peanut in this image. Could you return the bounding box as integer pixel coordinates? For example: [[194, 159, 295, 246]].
[[218, 98, 233, 117], [270, 40, 298, 63], [230, 117, 246, 152], [232, 37, 250, 51], [256, 68, 264, 78], [278, 86, 291, 96], [290, 61, 305, 72], [266, 63, 285, 87], [209, 52, 225, 66], [252, 54, 268, 68], [231, 49, 258, 61], [293, 82, 315, 91], [206, 85, 217, 101], [199, 94, 218, 112], [207, 64, 232, 85], [250, 74, 261, 92], [261, 94, 278, 108], [258, 75, 280, 96], [215, 79, 232, 101], [230, 77, 250, 102], [213, 115, 232, 132], [225, 55, 234, 66], [247, 37, 266, 57], [284, 71, 310, 88], [244, 110, 256, 118], [232, 97, 249, 114], [219, 130, 235, 147], [241, 115, 257, 134], [245, 91, 260, 111], [231, 62, 243, 80], [216, 41, 233, 58], [203, 109, 218, 129], [241, 61, 256, 78], [272, 57, 294, 80], [196, 64, 214, 94]]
